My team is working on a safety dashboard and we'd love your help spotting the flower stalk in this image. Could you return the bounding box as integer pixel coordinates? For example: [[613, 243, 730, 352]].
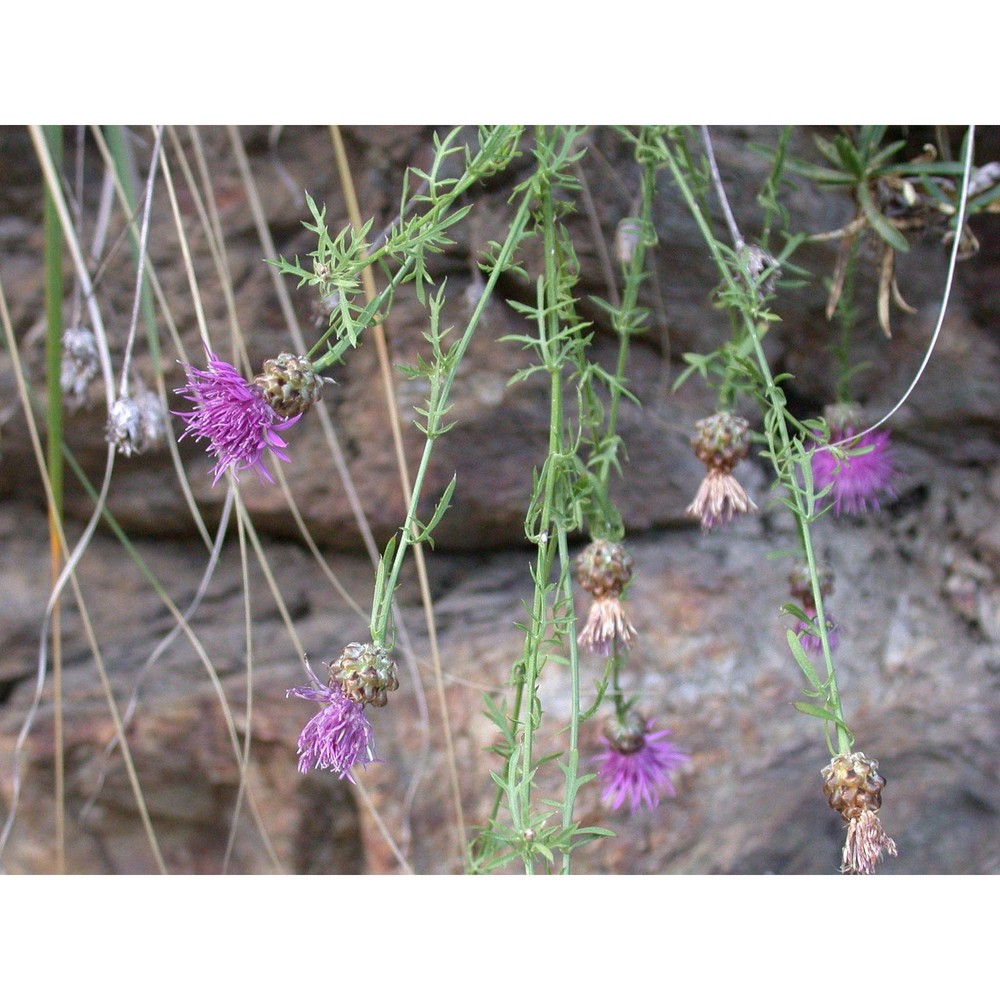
[[661, 134, 852, 755]]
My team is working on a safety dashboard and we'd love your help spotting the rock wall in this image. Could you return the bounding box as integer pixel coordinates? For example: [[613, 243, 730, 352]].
[[1, 125, 999, 873]]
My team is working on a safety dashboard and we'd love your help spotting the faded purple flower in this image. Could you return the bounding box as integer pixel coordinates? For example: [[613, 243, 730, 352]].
[[686, 467, 758, 531], [287, 667, 376, 781], [594, 717, 689, 814], [173, 353, 300, 485], [811, 428, 896, 516], [793, 611, 840, 655], [578, 596, 637, 658]]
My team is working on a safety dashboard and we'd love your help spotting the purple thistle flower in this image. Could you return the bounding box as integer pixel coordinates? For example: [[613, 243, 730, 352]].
[[811, 428, 896, 516], [594, 719, 689, 815], [173, 353, 301, 485], [287, 667, 377, 781]]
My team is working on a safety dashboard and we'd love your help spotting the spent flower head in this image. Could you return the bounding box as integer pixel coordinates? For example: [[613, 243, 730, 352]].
[[575, 540, 637, 656], [822, 750, 897, 875], [812, 404, 897, 516], [594, 711, 689, 814], [173, 352, 301, 485], [106, 383, 168, 457], [686, 411, 758, 531], [60, 326, 100, 410]]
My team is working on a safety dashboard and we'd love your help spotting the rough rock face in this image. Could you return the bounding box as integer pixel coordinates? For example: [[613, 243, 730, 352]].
[[1, 125, 999, 874]]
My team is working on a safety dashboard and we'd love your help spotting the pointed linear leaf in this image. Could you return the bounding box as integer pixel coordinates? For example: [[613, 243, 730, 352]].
[[786, 627, 823, 689], [857, 184, 910, 253], [793, 701, 845, 725]]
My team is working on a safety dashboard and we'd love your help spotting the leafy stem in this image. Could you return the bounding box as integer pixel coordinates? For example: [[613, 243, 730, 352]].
[[660, 136, 852, 754]]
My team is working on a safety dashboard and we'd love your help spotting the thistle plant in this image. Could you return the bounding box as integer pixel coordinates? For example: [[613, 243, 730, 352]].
[[663, 125, 887, 869], [662, 124, 977, 874]]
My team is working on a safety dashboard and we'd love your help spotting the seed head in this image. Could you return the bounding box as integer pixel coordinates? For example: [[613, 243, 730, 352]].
[[740, 244, 781, 297], [60, 327, 100, 410]]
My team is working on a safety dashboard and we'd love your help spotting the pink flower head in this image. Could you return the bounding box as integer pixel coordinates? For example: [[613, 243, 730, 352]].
[[811, 427, 896, 516], [793, 611, 840, 655], [287, 667, 377, 781], [594, 716, 689, 814], [173, 353, 301, 485]]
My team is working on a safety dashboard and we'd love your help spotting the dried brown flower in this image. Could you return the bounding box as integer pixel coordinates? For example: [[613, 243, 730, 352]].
[[685, 467, 758, 530]]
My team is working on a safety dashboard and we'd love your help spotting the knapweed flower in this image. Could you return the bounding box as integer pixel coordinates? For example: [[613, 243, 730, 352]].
[[594, 711, 689, 814], [575, 539, 637, 656], [287, 643, 399, 780], [287, 664, 377, 780], [686, 411, 758, 531], [811, 403, 897, 516], [173, 353, 302, 485], [793, 613, 840, 655], [788, 561, 839, 655], [822, 750, 897, 875]]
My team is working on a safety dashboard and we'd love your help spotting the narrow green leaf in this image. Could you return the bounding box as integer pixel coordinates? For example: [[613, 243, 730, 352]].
[[793, 701, 843, 724], [834, 135, 864, 179], [857, 184, 910, 252], [786, 628, 823, 689]]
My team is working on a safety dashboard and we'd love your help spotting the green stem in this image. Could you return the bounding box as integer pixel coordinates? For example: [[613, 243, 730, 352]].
[[370, 194, 534, 644], [557, 525, 581, 874], [663, 140, 852, 754]]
